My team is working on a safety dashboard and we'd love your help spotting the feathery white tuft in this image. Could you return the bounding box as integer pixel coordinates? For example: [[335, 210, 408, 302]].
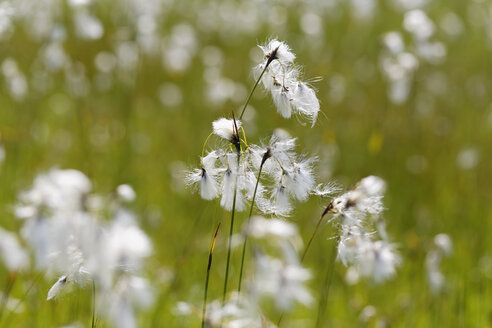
[[47, 275, 68, 300], [212, 118, 241, 141]]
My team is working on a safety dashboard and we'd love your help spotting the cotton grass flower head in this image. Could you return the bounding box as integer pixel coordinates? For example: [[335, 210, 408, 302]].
[[322, 176, 401, 283], [212, 117, 241, 144], [328, 175, 386, 223], [186, 132, 316, 216], [246, 136, 317, 217], [259, 39, 296, 65], [255, 39, 320, 126]]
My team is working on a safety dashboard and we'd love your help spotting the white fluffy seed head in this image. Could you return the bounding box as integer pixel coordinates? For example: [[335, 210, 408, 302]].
[[220, 169, 245, 212], [271, 85, 292, 118], [259, 39, 296, 64], [212, 118, 241, 142], [292, 82, 320, 127], [271, 184, 292, 217], [47, 275, 68, 300], [283, 160, 315, 202], [200, 169, 219, 200]]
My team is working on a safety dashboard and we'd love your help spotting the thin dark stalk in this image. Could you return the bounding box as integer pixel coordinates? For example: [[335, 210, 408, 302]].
[[222, 188, 237, 305], [202, 223, 221, 328], [239, 64, 269, 120], [237, 162, 265, 294], [91, 280, 96, 328], [222, 147, 241, 305], [315, 235, 339, 328], [301, 215, 325, 262], [302, 204, 333, 262]]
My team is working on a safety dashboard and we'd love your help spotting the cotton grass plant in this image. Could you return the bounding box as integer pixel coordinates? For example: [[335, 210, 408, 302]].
[[185, 39, 402, 327]]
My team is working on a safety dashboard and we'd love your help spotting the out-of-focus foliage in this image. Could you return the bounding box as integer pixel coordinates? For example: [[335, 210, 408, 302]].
[[0, 0, 491, 326]]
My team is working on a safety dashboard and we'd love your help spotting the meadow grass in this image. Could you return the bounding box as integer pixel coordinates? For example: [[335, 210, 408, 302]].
[[0, 0, 491, 327]]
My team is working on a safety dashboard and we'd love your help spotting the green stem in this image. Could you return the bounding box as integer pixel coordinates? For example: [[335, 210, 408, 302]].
[[239, 64, 269, 120], [222, 153, 241, 305], [202, 223, 221, 328], [301, 214, 325, 262], [237, 162, 264, 294], [222, 192, 237, 305]]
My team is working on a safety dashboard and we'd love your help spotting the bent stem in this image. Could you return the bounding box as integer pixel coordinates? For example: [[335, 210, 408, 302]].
[[237, 161, 265, 294], [202, 223, 221, 328], [239, 63, 269, 120]]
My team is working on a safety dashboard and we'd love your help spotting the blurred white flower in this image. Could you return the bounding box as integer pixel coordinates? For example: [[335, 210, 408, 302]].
[[15, 168, 154, 327], [434, 233, 452, 256], [246, 216, 297, 239], [426, 233, 452, 293], [205, 293, 275, 328], [117, 184, 136, 202], [0, 228, 29, 271], [356, 240, 401, 283], [253, 243, 312, 310]]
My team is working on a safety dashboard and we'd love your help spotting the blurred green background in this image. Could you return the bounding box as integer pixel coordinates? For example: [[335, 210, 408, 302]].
[[0, 0, 491, 326]]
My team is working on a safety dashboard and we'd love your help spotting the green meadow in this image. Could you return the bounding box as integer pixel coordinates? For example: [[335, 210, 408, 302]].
[[0, 0, 491, 327]]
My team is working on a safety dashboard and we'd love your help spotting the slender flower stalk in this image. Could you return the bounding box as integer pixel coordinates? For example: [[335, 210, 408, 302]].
[[202, 223, 221, 328], [222, 119, 241, 305], [237, 149, 271, 293], [239, 63, 269, 120], [301, 204, 334, 262], [222, 184, 238, 305]]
